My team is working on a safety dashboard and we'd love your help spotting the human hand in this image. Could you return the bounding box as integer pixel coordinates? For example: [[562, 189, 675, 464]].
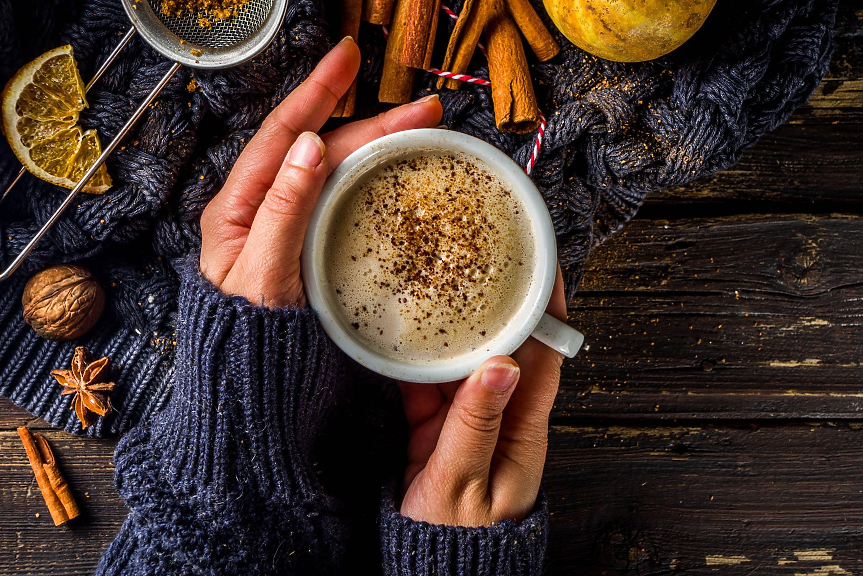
[[398, 267, 567, 527], [199, 38, 443, 307]]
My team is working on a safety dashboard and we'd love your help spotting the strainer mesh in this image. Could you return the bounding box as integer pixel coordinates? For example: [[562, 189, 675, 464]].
[[146, 0, 275, 48]]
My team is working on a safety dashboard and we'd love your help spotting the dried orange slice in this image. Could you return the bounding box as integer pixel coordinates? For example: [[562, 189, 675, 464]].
[[1, 45, 111, 194]]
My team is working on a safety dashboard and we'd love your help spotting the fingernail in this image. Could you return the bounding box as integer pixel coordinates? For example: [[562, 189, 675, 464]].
[[340, 36, 355, 45], [481, 363, 520, 392], [413, 93, 440, 105], [286, 132, 325, 169]]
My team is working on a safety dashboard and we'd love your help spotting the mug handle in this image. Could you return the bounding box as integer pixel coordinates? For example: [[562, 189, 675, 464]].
[[530, 313, 584, 358]]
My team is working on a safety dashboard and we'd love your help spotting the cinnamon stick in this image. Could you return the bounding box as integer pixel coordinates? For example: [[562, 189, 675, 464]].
[[379, 0, 417, 103], [17, 426, 80, 526], [436, 0, 487, 90], [486, 7, 540, 133], [362, 0, 395, 24], [399, 0, 441, 69], [332, 0, 363, 117], [503, 0, 559, 61]]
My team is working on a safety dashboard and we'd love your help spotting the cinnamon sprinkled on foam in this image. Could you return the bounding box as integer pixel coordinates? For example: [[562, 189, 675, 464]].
[[324, 152, 534, 363]]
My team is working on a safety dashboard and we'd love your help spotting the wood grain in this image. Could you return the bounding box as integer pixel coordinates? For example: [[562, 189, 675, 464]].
[[544, 423, 863, 574], [559, 215, 863, 419], [0, 405, 123, 575]]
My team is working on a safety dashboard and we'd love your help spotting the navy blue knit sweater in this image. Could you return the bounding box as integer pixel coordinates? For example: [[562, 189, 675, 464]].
[[94, 258, 548, 575]]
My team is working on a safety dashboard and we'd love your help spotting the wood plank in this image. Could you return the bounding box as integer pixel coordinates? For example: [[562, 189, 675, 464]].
[[6, 412, 863, 574], [558, 214, 863, 419], [0, 403, 60, 431], [544, 422, 863, 574], [644, 1, 863, 209], [0, 403, 123, 575]]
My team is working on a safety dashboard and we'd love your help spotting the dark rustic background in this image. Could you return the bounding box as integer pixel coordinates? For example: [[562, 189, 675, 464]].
[[1, 3, 862, 574]]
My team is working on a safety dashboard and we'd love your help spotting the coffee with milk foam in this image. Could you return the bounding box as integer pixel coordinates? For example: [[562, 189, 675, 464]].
[[324, 152, 535, 364]]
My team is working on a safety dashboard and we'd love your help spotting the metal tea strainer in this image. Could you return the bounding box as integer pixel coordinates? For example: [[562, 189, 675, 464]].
[[0, 0, 287, 281]]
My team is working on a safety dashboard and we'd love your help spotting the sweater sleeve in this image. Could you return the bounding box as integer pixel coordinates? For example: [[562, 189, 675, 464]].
[[380, 485, 549, 576], [97, 257, 348, 575]]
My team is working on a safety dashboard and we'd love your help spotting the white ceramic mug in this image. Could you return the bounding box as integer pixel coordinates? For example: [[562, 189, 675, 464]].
[[301, 129, 584, 383]]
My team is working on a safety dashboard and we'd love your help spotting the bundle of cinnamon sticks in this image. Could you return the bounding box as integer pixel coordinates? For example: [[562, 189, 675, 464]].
[[334, 0, 559, 134]]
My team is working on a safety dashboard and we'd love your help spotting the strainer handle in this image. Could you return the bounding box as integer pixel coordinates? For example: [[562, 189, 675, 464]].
[[85, 28, 138, 92], [0, 62, 182, 282]]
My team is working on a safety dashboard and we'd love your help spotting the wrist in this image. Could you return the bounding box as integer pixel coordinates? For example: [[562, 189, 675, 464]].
[[400, 484, 538, 528], [218, 263, 307, 309]]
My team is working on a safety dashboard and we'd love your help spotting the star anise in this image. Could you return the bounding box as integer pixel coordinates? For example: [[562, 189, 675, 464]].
[[51, 346, 115, 429]]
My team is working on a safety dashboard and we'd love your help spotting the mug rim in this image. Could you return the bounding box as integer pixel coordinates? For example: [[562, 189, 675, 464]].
[[301, 129, 557, 383]]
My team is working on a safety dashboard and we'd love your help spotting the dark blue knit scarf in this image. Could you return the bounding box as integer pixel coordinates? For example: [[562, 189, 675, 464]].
[[0, 0, 838, 435]]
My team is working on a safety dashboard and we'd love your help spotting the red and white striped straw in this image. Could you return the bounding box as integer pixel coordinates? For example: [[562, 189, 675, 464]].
[[525, 113, 546, 175], [425, 68, 491, 85], [440, 5, 459, 20]]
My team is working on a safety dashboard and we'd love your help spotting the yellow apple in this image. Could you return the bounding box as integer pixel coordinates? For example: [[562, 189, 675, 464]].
[[543, 0, 718, 62]]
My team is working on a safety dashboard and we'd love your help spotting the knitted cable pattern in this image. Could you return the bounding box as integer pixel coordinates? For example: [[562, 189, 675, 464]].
[[0, 0, 838, 435]]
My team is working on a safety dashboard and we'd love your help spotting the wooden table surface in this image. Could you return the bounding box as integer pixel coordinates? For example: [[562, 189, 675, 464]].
[[2, 5, 862, 574]]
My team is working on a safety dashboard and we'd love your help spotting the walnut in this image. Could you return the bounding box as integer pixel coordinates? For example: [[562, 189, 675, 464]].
[[22, 264, 105, 341]]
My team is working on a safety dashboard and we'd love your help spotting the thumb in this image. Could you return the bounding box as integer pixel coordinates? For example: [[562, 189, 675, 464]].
[[427, 357, 520, 493], [221, 132, 327, 307]]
